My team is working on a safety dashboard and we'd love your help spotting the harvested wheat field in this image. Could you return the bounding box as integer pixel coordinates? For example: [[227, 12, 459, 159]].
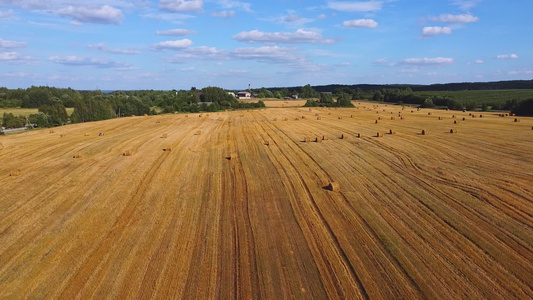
[[1, 102, 532, 299]]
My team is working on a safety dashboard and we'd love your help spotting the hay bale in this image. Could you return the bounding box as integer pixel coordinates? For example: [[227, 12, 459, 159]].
[[340, 134, 347, 139], [315, 113, 319, 116], [161, 133, 168, 138], [164, 146, 172, 152], [452, 115, 455, 118], [454, 120, 458, 124], [309, 108, 312, 111], [323, 135, 329, 140], [376, 132, 384, 137], [400, 117, 405, 120], [462, 117, 466, 121], [438, 117, 442, 120], [314, 137, 322, 143], [264, 141, 270, 146], [60, 134, 66, 138], [421, 130, 427, 135], [123, 150, 133, 156], [391, 117, 395, 120], [194, 131, 202, 135], [328, 112, 331, 115], [428, 112, 432, 115], [144, 114, 148, 117], [317, 117, 321, 120], [49, 130, 55, 134], [9, 169, 21, 176], [156, 120, 161, 123], [469, 113, 472, 116], [479, 114, 483, 118], [357, 133, 363, 138], [84, 133, 89, 136], [375, 120, 379, 124], [514, 118, 520, 123], [378, 117, 382, 120], [350, 115, 354, 118], [450, 129, 457, 133], [389, 129, 395, 135], [301, 116, 306, 120], [73, 153, 83, 159], [199, 114, 203, 117], [411, 110, 414, 113], [304, 137, 311, 143], [338, 117, 342, 120], [326, 181, 340, 191]]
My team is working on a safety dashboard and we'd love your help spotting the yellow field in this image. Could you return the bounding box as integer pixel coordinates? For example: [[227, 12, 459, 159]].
[[0, 108, 75, 121], [1, 102, 532, 299]]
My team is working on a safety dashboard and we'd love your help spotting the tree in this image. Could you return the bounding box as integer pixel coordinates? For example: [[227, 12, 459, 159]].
[[319, 93, 333, 104], [300, 84, 317, 98], [373, 91, 384, 101], [420, 98, 435, 108], [337, 93, 354, 107]]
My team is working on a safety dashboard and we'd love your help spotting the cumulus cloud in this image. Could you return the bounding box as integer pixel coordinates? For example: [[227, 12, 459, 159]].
[[87, 43, 140, 54], [159, 0, 203, 13], [212, 10, 235, 18], [218, 0, 252, 13], [421, 26, 452, 37], [451, 0, 481, 11], [156, 28, 197, 36], [342, 19, 378, 28], [48, 55, 130, 68], [401, 57, 454, 65], [0, 38, 27, 48], [152, 39, 193, 50], [233, 29, 338, 45], [374, 58, 395, 66], [475, 59, 483, 64], [0, 9, 14, 19], [430, 13, 479, 23], [497, 54, 518, 59], [56, 5, 123, 24], [0, 51, 36, 64], [328, 1, 383, 12]]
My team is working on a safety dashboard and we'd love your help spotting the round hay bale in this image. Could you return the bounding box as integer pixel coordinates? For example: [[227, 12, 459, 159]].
[[60, 134, 66, 138], [194, 131, 202, 135], [454, 120, 458, 124], [327, 181, 340, 191], [376, 132, 384, 137], [462, 117, 466, 121], [375, 120, 379, 124], [328, 112, 331, 115], [411, 110, 414, 113], [452, 115, 455, 118], [378, 117, 382, 120], [400, 117, 405, 120], [49, 130, 55, 134], [295, 117, 299, 121], [350, 115, 354, 118], [421, 130, 427, 135], [264, 141, 270, 146], [315, 137, 322, 143], [514, 118, 520, 123], [428, 112, 432, 115], [317, 117, 321, 120], [301, 116, 306, 120], [156, 120, 161, 123], [123, 150, 133, 156], [389, 129, 395, 135], [164, 146, 172, 152], [438, 117, 442, 120], [73, 153, 83, 159], [161, 133, 168, 138], [84, 133, 89, 136], [199, 114, 203, 117], [391, 117, 395, 120], [469, 113, 472, 116], [322, 135, 329, 141], [340, 134, 347, 139], [450, 129, 457, 133], [315, 113, 319, 116], [357, 133, 363, 138], [10, 169, 21, 176], [479, 114, 483, 118], [304, 137, 311, 143], [144, 114, 148, 117], [338, 117, 342, 120]]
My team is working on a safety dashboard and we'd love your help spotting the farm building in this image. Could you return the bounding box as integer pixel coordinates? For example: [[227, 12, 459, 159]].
[[237, 91, 251, 99]]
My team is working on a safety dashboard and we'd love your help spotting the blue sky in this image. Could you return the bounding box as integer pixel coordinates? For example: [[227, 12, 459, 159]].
[[0, 0, 531, 90]]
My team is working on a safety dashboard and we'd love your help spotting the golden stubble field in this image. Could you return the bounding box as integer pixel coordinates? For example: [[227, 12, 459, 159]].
[[1, 102, 532, 299]]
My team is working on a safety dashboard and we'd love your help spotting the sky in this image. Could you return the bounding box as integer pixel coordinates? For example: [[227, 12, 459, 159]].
[[0, 0, 531, 90]]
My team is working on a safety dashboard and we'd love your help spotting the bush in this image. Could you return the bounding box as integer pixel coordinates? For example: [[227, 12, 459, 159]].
[[304, 99, 319, 107], [420, 98, 435, 108], [511, 98, 533, 116]]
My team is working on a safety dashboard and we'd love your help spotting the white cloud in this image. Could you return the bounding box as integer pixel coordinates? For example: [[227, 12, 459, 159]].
[[87, 43, 140, 54], [181, 67, 196, 71], [56, 5, 123, 24], [233, 29, 337, 45], [451, 0, 481, 11], [475, 59, 483, 64], [402, 57, 454, 65], [374, 58, 395, 66], [152, 39, 193, 50], [0, 38, 27, 48], [218, 0, 252, 13], [497, 54, 518, 59], [48, 55, 130, 68], [328, 1, 383, 12], [0, 51, 36, 64], [212, 10, 235, 18], [317, 14, 328, 20], [159, 0, 203, 13], [342, 19, 378, 28], [156, 28, 197, 36], [0, 9, 14, 19], [421, 26, 452, 37], [430, 13, 479, 23]]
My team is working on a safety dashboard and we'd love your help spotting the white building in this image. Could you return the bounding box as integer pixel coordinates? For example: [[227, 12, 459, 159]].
[[237, 91, 251, 99]]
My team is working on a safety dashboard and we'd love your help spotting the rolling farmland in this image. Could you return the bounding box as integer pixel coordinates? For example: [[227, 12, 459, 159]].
[[1, 102, 532, 299]]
